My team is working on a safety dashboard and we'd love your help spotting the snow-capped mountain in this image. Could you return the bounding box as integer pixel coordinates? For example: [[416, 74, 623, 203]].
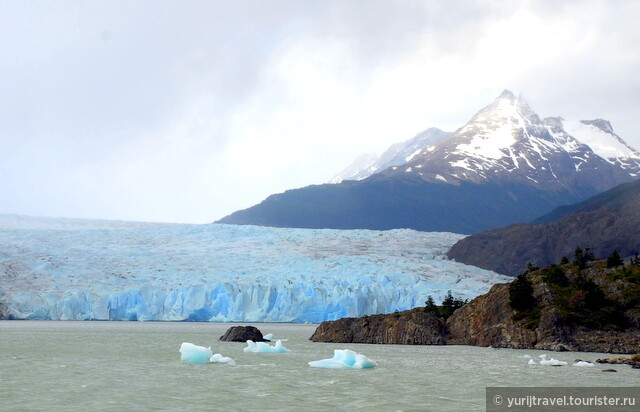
[[381, 90, 640, 192], [330, 128, 450, 183], [218, 90, 640, 234], [329, 153, 379, 183], [0, 215, 509, 322]]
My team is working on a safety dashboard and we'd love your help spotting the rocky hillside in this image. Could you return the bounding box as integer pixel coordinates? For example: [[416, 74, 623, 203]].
[[311, 260, 640, 354], [447, 178, 640, 276]]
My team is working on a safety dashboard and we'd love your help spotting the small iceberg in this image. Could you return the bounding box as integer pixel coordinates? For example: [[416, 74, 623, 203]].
[[262, 332, 287, 342], [528, 359, 536, 365], [179, 342, 213, 364], [308, 349, 377, 369], [209, 353, 236, 366], [573, 361, 594, 367], [539, 354, 567, 366], [523, 354, 532, 359], [243, 339, 291, 353]]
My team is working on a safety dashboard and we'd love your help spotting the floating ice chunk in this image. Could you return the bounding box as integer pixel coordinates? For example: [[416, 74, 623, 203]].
[[528, 359, 536, 365], [539, 354, 567, 366], [209, 353, 236, 366], [308, 349, 377, 369], [179, 342, 213, 364], [522, 354, 532, 359], [243, 339, 291, 353], [573, 361, 594, 367], [261, 333, 287, 341]]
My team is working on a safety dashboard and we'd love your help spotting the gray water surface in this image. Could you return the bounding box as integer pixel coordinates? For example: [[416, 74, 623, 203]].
[[0, 322, 635, 411]]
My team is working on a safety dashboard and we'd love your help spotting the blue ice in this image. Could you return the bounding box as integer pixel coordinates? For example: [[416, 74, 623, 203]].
[[308, 349, 377, 369], [0, 216, 512, 322], [209, 353, 236, 366], [243, 339, 290, 353], [179, 342, 212, 364]]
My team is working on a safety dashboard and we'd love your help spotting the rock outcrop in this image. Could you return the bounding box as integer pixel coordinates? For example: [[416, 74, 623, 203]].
[[596, 354, 640, 369], [446, 283, 539, 349], [310, 308, 447, 344], [219, 326, 268, 342], [445, 276, 640, 353]]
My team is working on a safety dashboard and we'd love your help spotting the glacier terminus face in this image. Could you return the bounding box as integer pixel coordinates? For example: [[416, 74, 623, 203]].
[[0, 215, 510, 322]]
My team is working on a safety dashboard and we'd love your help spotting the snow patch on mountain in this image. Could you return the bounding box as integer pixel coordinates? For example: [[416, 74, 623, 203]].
[[329, 153, 379, 183], [563, 119, 640, 163]]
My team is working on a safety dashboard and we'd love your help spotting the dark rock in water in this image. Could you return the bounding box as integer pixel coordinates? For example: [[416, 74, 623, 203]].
[[309, 308, 447, 345], [219, 326, 268, 342], [601, 369, 617, 373]]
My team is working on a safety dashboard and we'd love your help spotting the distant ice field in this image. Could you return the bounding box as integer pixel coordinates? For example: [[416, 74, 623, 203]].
[[0, 215, 510, 322]]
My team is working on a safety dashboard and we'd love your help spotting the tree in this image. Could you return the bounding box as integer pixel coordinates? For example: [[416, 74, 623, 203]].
[[430, 290, 468, 318], [560, 256, 569, 265], [630, 251, 640, 267], [509, 274, 535, 312], [542, 265, 569, 287], [573, 246, 594, 269], [606, 250, 624, 268], [424, 295, 437, 313]]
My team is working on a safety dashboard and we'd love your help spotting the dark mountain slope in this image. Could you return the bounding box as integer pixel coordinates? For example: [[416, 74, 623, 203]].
[[218, 175, 586, 234], [447, 178, 640, 275]]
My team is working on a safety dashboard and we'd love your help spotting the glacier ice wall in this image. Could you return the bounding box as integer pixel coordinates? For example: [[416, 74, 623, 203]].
[[0, 215, 511, 322]]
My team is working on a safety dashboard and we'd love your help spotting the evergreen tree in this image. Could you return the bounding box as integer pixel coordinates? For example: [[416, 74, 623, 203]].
[[509, 274, 535, 312], [631, 251, 640, 267], [573, 246, 594, 269], [606, 250, 624, 268], [424, 295, 437, 313]]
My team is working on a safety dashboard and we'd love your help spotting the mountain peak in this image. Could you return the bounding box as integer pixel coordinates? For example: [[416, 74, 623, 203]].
[[497, 89, 517, 101], [581, 119, 613, 134]]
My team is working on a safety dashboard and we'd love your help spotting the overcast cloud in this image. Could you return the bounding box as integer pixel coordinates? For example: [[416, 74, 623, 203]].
[[1, 0, 639, 223]]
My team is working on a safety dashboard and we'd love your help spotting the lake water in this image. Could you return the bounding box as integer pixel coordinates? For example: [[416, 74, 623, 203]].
[[0, 321, 636, 411]]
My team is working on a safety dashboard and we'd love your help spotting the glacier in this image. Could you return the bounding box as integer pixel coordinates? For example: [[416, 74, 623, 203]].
[[0, 214, 511, 322]]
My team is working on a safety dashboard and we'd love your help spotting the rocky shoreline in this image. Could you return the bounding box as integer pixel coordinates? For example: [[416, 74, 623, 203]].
[[311, 262, 640, 355]]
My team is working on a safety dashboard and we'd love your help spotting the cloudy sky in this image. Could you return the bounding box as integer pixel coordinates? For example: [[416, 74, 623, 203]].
[[1, 1, 639, 223]]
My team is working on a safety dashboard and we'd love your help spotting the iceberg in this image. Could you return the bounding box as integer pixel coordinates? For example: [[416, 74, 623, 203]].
[[308, 349, 376, 369], [0, 215, 511, 322], [573, 361, 594, 367], [209, 353, 236, 366], [539, 355, 567, 366], [179, 342, 213, 364], [243, 339, 290, 353]]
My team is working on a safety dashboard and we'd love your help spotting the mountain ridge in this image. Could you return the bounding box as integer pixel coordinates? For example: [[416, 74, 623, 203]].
[[218, 90, 640, 234], [447, 178, 640, 276], [330, 127, 450, 183]]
